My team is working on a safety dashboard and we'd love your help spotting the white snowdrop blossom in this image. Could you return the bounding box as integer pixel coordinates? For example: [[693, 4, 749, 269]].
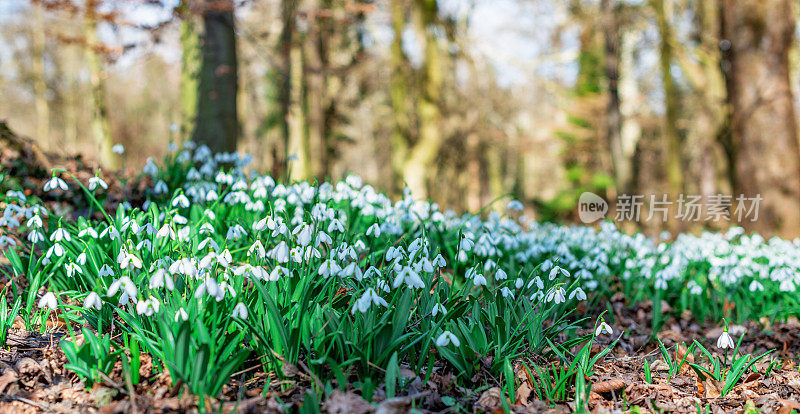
[[83, 292, 102, 310], [43, 176, 68, 192], [717, 331, 734, 349], [435, 331, 460, 347], [595, 320, 613, 336], [232, 302, 248, 319], [38, 292, 57, 310]]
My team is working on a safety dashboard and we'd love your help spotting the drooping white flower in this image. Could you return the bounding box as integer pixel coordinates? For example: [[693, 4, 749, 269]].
[[545, 287, 566, 304], [748, 280, 764, 292], [717, 331, 734, 349], [174, 307, 189, 322], [83, 292, 102, 310], [232, 302, 248, 319], [88, 175, 108, 191], [112, 143, 125, 154], [431, 303, 448, 317], [50, 227, 72, 242], [435, 331, 461, 347], [569, 287, 587, 301], [43, 176, 68, 192], [595, 320, 613, 336], [38, 292, 57, 310]]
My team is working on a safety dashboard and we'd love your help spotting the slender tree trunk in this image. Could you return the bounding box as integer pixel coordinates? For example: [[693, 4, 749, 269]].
[[601, 0, 628, 195], [84, 3, 115, 168], [287, 38, 310, 180], [722, 0, 800, 237], [31, 3, 49, 148], [179, 1, 202, 144], [403, 0, 442, 200], [390, 0, 410, 195], [652, 0, 683, 199], [304, 0, 327, 179], [192, 0, 238, 154]]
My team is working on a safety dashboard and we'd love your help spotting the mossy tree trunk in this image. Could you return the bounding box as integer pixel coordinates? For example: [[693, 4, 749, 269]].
[[192, 0, 238, 154], [722, 0, 800, 237]]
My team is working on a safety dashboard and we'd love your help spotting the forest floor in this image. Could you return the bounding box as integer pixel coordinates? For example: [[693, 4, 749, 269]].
[[0, 298, 797, 413]]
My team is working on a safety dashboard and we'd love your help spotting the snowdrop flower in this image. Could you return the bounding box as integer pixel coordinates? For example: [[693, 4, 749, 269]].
[[507, 200, 524, 211], [435, 331, 460, 347], [433, 254, 446, 268], [549, 265, 569, 280], [78, 227, 99, 239], [500, 287, 515, 299], [351, 288, 389, 314], [50, 227, 72, 242], [515, 278, 524, 289], [473, 273, 487, 287], [107, 276, 137, 298], [494, 268, 508, 280], [149, 268, 174, 291], [112, 143, 125, 154], [66, 262, 83, 278], [83, 292, 102, 310], [136, 296, 160, 316], [459, 237, 474, 252], [153, 180, 169, 195], [118, 249, 143, 270], [27, 230, 44, 244], [687, 280, 703, 295], [569, 287, 587, 301], [45, 243, 65, 259], [431, 303, 447, 316], [88, 175, 108, 191], [98, 264, 115, 278], [232, 302, 248, 319], [595, 320, 613, 336], [366, 223, 381, 237], [38, 292, 57, 310], [175, 307, 189, 322], [0, 236, 15, 248], [268, 241, 290, 263], [545, 287, 566, 304], [248, 240, 266, 258], [172, 194, 190, 208], [717, 330, 734, 349], [43, 176, 68, 192], [748, 280, 764, 292], [26, 215, 43, 229]]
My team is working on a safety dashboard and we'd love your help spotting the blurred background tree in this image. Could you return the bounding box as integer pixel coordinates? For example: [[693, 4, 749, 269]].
[[2, 0, 800, 237]]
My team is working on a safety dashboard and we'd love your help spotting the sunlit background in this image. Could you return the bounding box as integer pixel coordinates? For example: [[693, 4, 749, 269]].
[[2, 0, 800, 237]]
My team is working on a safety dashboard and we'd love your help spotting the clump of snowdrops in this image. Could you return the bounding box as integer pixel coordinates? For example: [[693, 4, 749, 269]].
[[1, 142, 798, 404], [0, 143, 589, 404]]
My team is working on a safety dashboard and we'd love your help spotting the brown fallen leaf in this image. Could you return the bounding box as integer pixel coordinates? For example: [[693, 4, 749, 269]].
[[593, 378, 625, 393], [515, 382, 531, 407], [0, 370, 18, 394], [324, 390, 373, 414], [475, 387, 503, 412]]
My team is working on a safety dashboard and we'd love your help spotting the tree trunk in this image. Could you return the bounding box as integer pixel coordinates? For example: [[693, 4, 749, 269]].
[[192, 0, 238, 154], [722, 0, 800, 237], [390, 0, 410, 196], [652, 0, 682, 199], [84, 3, 116, 169], [179, 1, 202, 144], [304, 0, 327, 179], [31, 3, 50, 148], [601, 0, 629, 195], [403, 0, 442, 200]]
